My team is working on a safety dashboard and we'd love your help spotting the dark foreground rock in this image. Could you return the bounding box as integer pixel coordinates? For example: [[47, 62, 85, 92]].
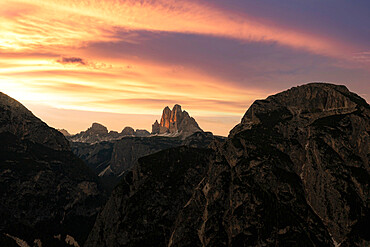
[[72, 132, 224, 191], [85, 83, 369, 247], [85, 147, 213, 247], [0, 92, 70, 151], [0, 93, 106, 247]]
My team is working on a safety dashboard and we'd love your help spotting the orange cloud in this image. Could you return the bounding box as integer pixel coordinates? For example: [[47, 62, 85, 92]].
[[2, 0, 366, 136], [0, 56, 262, 116], [0, 0, 354, 57]]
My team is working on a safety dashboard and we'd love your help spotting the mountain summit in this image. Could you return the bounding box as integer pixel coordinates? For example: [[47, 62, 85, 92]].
[[152, 104, 202, 138], [0, 92, 70, 151]]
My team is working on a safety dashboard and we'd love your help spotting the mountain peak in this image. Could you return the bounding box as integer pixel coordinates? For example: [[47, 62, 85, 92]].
[[152, 104, 202, 138], [58, 129, 71, 136], [172, 104, 182, 111], [121, 126, 135, 135], [0, 92, 70, 151], [87, 123, 108, 135], [231, 82, 369, 137]]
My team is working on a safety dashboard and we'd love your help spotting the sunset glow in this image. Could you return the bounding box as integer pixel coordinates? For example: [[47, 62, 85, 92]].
[[1, 0, 369, 135]]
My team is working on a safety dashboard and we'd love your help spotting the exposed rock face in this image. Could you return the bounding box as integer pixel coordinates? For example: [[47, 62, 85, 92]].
[[0, 92, 70, 151], [85, 83, 369, 246], [90, 123, 108, 135], [152, 104, 202, 138], [121, 126, 135, 136], [182, 131, 226, 148], [134, 129, 150, 137], [73, 137, 182, 178], [152, 120, 160, 134], [108, 130, 120, 139], [223, 82, 369, 245], [72, 132, 223, 191], [0, 92, 106, 247], [85, 147, 213, 247], [58, 128, 71, 136]]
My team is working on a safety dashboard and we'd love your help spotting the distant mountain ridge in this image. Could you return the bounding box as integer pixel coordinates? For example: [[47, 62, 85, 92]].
[[66, 104, 204, 143], [68, 123, 150, 143], [66, 104, 217, 191]]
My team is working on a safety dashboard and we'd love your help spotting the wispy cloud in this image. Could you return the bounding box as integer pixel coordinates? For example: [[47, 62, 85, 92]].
[[352, 51, 370, 63], [0, 0, 355, 57], [0, 50, 264, 116], [0, 0, 369, 136]]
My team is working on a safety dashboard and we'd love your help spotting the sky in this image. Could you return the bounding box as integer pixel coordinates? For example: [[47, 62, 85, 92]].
[[1, 0, 369, 136]]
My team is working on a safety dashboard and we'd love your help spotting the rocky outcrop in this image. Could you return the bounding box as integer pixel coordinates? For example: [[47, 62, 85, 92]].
[[152, 120, 160, 134], [89, 123, 108, 135], [182, 131, 226, 148], [0, 92, 106, 247], [58, 128, 71, 136], [152, 104, 202, 138], [134, 129, 150, 137], [85, 83, 369, 246], [69, 123, 108, 143], [121, 126, 135, 136]]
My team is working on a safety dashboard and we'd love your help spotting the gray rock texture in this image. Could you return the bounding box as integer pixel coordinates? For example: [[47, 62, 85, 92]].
[[72, 132, 224, 191], [58, 128, 71, 136], [121, 127, 135, 136], [0, 92, 106, 247], [0, 92, 70, 151], [85, 83, 369, 247]]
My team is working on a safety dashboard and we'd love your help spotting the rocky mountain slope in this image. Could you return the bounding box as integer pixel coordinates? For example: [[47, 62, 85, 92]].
[[68, 123, 150, 143], [0, 93, 106, 247], [85, 146, 213, 247], [152, 104, 202, 138], [0, 92, 70, 151], [85, 83, 369, 247], [58, 128, 71, 136], [72, 131, 224, 191], [70, 105, 219, 191]]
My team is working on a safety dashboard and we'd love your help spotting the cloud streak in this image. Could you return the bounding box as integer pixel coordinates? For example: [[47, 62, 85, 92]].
[[0, 49, 265, 119], [0, 0, 356, 57], [0, 0, 369, 136], [56, 57, 86, 65]]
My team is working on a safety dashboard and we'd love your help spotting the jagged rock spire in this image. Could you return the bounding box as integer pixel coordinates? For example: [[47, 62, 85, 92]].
[[152, 105, 202, 138]]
